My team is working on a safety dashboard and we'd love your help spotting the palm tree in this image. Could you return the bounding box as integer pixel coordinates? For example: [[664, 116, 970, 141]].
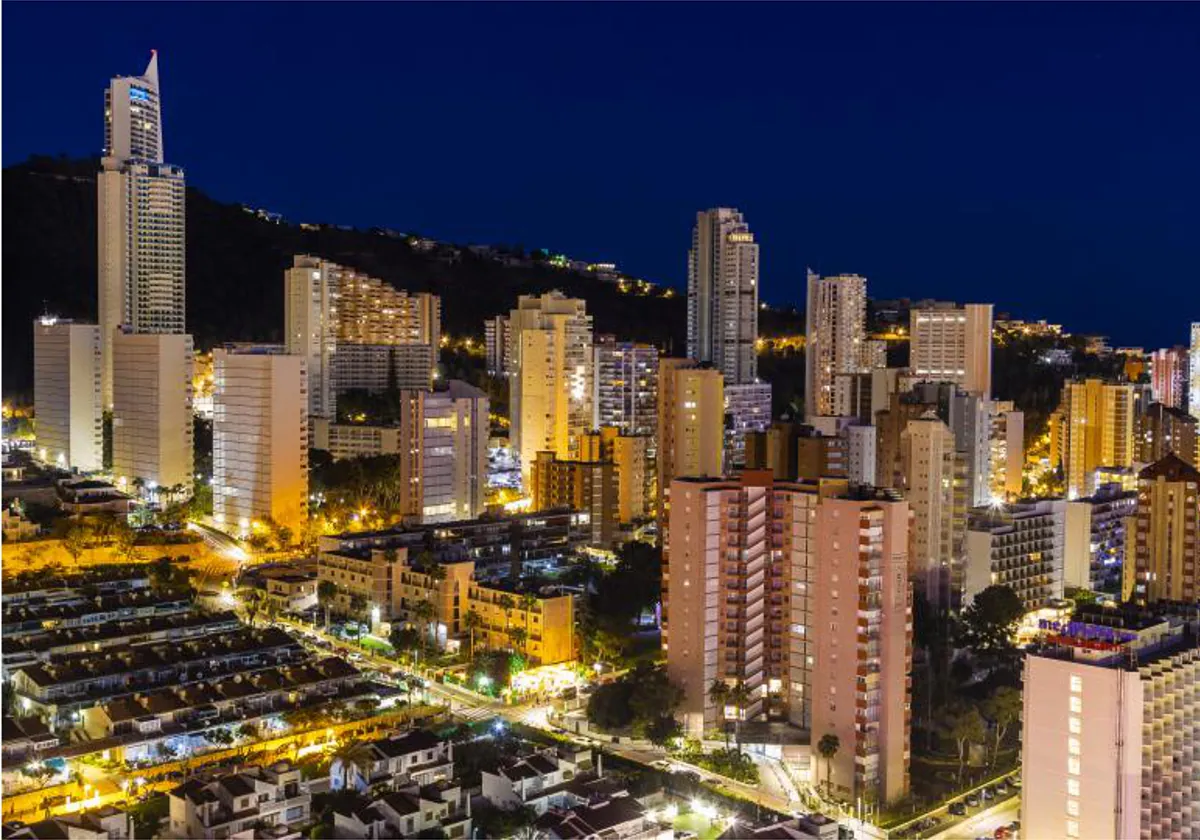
[[317, 580, 338, 631], [707, 680, 731, 749], [816, 733, 840, 797], [463, 608, 484, 661], [508, 625, 528, 658], [727, 681, 753, 752], [329, 741, 375, 792], [239, 588, 265, 628], [411, 599, 438, 658], [519, 592, 538, 648]]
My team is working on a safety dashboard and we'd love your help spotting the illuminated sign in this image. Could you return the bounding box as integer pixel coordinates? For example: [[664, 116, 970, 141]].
[[130, 87, 151, 102], [1038, 619, 1138, 646], [727, 232, 754, 243]]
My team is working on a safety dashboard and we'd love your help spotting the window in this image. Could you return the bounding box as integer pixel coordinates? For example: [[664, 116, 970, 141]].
[[1068, 757, 1081, 775], [1067, 778, 1080, 797], [1068, 737, 1081, 756], [1068, 716, 1082, 734], [1066, 800, 1080, 817], [1070, 675, 1083, 693], [1069, 696, 1082, 714], [1066, 819, 1080, 838]]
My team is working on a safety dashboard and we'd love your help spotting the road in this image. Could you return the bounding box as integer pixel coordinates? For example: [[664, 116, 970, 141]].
[[934, 796, 1020, 840]]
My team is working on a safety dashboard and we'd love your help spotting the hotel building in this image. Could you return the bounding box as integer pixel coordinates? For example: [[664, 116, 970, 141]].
[[686, 208, 759, 385], [1054, 379, 1138, 499], [32, 318, 103, 473], [1063, 484, 1137, 593], [965, 500, 1065, 610], [908, 303, 993, 398], [656, 358, 725, 527], [1136, 402, 1198, 466], [804, 271, 868, 421], [1125, 454, 1200, 605]]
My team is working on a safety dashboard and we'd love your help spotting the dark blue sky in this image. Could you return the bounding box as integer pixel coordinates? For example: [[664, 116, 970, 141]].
[[5, 3, 1200, 347]]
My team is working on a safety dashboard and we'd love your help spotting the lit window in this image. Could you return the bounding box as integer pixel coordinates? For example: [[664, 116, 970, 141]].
[[1068, 717, 1082, 734], [1070, 675, 1083, 693], [1069, 696, 1083, 714], [1068, 757, 1081, 776], [1067, 779, 1080, 797], [1067, 800, 1080, 817], [1066, 819, 1080, 838], [1068, 737, 1081, 756]]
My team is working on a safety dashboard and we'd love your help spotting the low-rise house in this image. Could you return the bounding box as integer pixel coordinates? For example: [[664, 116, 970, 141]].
[[533, 793, 671, 840], [481, 745, 595, 815], [2, 508, 41, 542], [2, 590, 189, 640], [167, 761, 310, 840], [332, 781, 471, 839], [331, 729, 454, 793], [3, 805, 131, 839], [56, 478, 136, 516], [717, 813, 840, 840], [0, 716, 59, 763], [264, 572, 318, 615]]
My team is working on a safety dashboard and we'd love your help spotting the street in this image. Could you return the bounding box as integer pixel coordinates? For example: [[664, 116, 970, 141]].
[[934, 796, 1020, 840]]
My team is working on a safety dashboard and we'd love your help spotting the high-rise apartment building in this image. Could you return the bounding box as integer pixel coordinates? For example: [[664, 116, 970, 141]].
[[965, 500, 1065, 611], [578, 428, 650, 524], [744, 423, 847, 482], [98, 52, 186, 409], [811, 493, 912, 805], [1125, 454, 1200, 604], [686, 208, 758, 385], [1064, 484, 1136, 592], [665, 473, 836, 733], [32, 318, 103, 473], [530, 451, 619, 548], [875, 390, 940, 491], [1189, 322, 1200, 421], [846, 424, 877, 486], [900, 413, 967, 608], [989, 401, 1025, 502], [1136, 402, 1197, 466], [111, 331, 194, 494], [484, 314, 511, 376], [1022, 607, 1200, 840], [907, 382, 993, 508], [656, 359, 724, 526], [724, 381, 773, 469], [805, 271, 868, 421], [592, 335, 659, 439], [909, 303, 993, 398], [284, 255, 441, 420], [1149, 345, 1189, 409], [1055, 379, 1137, 499], [508, 292, 593, 482], [212, 347, 309, 536]]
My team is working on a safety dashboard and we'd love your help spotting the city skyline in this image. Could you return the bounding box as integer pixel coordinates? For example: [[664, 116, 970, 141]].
[[5, 3, 1200, 348]]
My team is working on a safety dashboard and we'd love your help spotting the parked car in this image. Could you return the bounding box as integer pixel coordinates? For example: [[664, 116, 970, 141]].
[[995, 781, 1010, 795], [949, 801, 967, 816], [993, 827, 1012, 840], [966, 793, 981, 807], [981, 786, 995, 801]]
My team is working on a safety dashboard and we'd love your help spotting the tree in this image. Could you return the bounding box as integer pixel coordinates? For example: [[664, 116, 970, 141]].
[[349, 594, 368, 618], [389, 626, 422, 665], [239, 588, 265, 628], [946, 705, 987, 784], [463, 608, 483, 661], [707, 680, 731, 749], [959, 585, 1025, 669], [317, 580, 338, 630], [816, 733, 840, 797], [411, 599, 438, 656], [62, 523, 90, 564], [507, 625, 528, 658], [329, 741, 375, 791], [727, 681, 753, 752], [113, 523, 140, 564], [151, 555, 175, 591], [498, 594, 515, 629], [982, 686, 1022, 766]]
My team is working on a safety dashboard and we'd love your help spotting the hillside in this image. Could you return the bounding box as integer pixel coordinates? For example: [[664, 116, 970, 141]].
[[9, 156, 795, 395]]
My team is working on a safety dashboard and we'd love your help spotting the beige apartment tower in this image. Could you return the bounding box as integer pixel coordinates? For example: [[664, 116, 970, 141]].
[[578, 427, 650, 523], [665, 473, 838, 734], [1124, 454, 1200, 604], [508, 291, 594, 483], [32, 318, 103, 473], [805, 271, 868, 421], [811, 494, 912, 806], [909, 303, 993, 398], [656, 359, 725, 528], [111, 331, 194, 494], [1055, 379, 1137, 499], [686, 208, 759, 385], [212, 348, 309, 537], [900, 413, 967, 608]]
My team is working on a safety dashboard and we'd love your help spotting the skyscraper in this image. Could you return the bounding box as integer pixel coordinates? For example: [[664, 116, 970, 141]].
[[98, 52, 186, 409], [32, 318, 103, 473], [1149, 346, 1189, 409], [1055, 379, 1137, 499], [1189, 322, 1200, 421], [1124, 454, 1200, 604], [592, 334, 659, 438], [1136, 402, 1198, 465], [900, 412, 967, 608], [508, 291, 594, 482], [686, 208, 759, 385], [909, 303, 994, 398], [212, 347, 309, 537], [656, 358, 725, 524], [805, 271, 868, 421]]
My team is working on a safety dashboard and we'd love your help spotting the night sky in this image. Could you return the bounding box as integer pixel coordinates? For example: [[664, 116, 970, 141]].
[[5, 3, 1199, 347]]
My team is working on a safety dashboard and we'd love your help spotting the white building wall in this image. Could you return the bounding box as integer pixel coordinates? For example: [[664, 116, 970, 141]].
[[845, 424, 876, 486], [33, 320, 103, 473]]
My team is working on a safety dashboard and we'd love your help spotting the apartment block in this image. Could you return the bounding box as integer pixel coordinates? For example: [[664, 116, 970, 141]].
[[656, 358, 725, 528], [1064, 484, 1136, 593], [484, 314, 511, 376], [724, 381, 773, 469], [32, 318, 103, 472], [167, 761, 310, 840], [1150, 345, 1189, 409], [312, 419, 404, 460], [578, 428, 651, 523], [212, 347, 308, 536], [592, 334, 659, 439], [111, 331, 194, 495], [811, 493, 912, 806], [1055, 379, 1137, 499], [1125, 454, 1200, 605], [1136, 401, 1197, 466], [900, 413, 967, 609], [989, 400, 1025, 501], [805, 271, 868, 421], [744, 423, 847, 482], [966, 500, 1065, 610], [909, 303, 993, 398], [508, 291, 594, 482], [846, 424, 877, 486], [1021, 607, 1200, 840], [530, 451, 619, 548], [666, 473, 843, 734], [1190, 322, 1200, 421], [687, 208, 759, 385], [331, 342, 435, 392]]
